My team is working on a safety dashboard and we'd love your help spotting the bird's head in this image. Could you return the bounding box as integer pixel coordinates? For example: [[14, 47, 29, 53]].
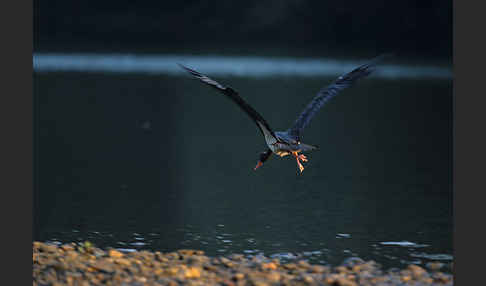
[[254, 150, 272, 171]]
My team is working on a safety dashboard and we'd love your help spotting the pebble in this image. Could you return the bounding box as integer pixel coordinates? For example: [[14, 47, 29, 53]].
[[401, 275, 412, 282], [108, 249, 124, 258], [408, 264, 427, 278], [427, 262, 444, 271], [302, 274, 314, 283], [114, 258, 131, 267], [336, 265, 349, 274], [32, 241, 453, 286], [283, 263, 297, 270], [267, 272, 281, 282], [432, 272, 451, 283], [261, 262, 277, 270], [40, 243, 58, 253], [233, 273, 245, 280], [184, 267, 202, 278], [310, 265, 329, 273], [60, 243, 75, 251], [342, 257, 365, 268]]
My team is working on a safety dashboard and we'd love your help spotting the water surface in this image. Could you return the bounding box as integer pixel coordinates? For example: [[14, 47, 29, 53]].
[[33, 53, 452, 79], [34, 54, 452, 271]]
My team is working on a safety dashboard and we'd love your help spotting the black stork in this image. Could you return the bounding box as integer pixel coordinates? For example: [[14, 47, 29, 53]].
[[179, 54, 389, 173]]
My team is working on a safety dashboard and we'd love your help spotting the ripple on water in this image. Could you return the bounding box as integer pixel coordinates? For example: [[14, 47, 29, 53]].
[[270, 252, 299, 260], [46, 240, 61, 245], [410, 252, 453, 261], [400, 259, 423, 265], [116, 248, 137, 253], [130, 242, 147, 247], [336, 233, 351, 238], [302, 250, 323, 256], [40, 228, 450, 273], [243, 249, 258, 254], [379, 241, 429, 248]]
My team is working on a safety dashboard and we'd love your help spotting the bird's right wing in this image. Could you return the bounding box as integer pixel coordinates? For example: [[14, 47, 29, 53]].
[[287, 54, 391, 141], [179, 64, 277, 143]]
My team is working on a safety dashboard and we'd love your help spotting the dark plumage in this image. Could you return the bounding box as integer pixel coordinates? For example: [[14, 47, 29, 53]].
[[179, 54, 390, 173]]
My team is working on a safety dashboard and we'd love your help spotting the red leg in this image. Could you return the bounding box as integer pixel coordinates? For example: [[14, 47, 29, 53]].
[[292, 152, 305, 173], [298, 154, 308, 162]]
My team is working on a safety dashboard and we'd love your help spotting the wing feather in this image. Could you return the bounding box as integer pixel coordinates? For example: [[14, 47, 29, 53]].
[[178, 64, 276, 140], [287, 54, 391, 140]]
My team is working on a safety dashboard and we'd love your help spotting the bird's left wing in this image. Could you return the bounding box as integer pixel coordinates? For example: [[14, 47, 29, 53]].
[[178, 64, 277, 141], [286, 54, 391, 141]]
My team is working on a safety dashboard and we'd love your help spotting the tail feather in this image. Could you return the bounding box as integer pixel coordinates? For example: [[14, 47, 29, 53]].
[[299, 143, 319, 152]]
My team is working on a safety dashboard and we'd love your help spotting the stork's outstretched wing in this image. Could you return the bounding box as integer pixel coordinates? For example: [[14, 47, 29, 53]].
[[287, 54, 391, 141], [178, 64, 277, 142]]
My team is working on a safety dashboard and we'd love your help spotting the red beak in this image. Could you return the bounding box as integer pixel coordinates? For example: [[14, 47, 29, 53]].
[[254, 161, 263, 171]]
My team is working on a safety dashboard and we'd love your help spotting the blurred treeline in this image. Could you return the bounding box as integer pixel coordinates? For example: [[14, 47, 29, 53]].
[[34, 0, 451, 59]]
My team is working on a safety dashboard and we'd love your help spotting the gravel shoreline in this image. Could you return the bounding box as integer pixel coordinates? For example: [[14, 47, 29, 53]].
[[33, 241, 453, 286]]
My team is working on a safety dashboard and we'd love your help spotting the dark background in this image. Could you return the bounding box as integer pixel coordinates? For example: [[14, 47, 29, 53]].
[[33, 0, 453, 270], [34, 0, 451, 60]]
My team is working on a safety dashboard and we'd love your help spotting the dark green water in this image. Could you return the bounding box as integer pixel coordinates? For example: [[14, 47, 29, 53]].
[[34, 72, 452, 270]]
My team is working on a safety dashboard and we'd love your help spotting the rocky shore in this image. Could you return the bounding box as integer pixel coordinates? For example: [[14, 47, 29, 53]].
[[33, 241, 453, 286]]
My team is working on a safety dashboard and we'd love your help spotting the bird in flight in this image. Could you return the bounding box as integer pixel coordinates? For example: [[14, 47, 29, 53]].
[[179, 54, 389, 173]]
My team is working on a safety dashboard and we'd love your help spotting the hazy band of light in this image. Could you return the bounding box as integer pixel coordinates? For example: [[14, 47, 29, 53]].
[[33, 53, 452, 79]]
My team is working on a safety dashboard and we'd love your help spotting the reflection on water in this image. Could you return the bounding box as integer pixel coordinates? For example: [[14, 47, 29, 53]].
[[33, 53, 452, 79], [34, 55, 452, 271], [409, 253, 453, 261]]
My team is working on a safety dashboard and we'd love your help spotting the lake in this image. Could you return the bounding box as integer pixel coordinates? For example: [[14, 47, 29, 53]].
[[33, 54, 453, 271]]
